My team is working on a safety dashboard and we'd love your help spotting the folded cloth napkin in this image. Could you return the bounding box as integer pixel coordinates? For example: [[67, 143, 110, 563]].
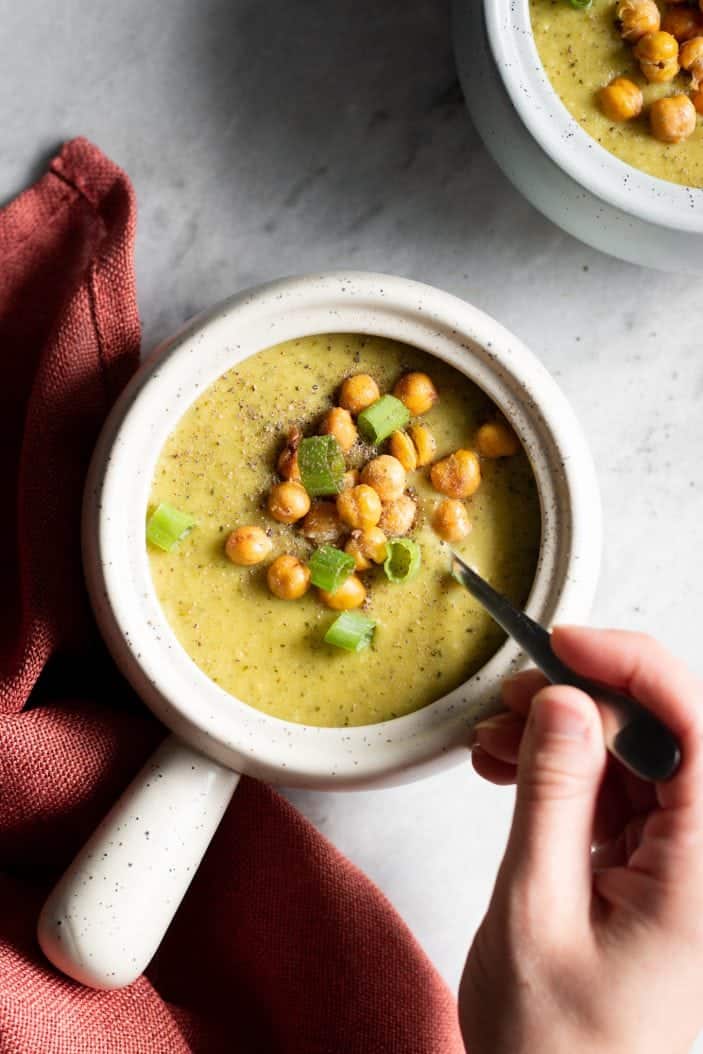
[[0, 138, 465, 1054]]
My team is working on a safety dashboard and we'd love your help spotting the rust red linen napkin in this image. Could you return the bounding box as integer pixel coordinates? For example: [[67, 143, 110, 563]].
[[0, 138, 465, 1054]]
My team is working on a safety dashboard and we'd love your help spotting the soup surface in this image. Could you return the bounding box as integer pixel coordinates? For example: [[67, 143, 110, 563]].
[[530, 0, 703, 187], [148, 334, 540, 727]]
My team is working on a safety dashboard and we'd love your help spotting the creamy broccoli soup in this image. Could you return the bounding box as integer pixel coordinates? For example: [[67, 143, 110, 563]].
[[530, 0, 703, 187], [147, 334, 540, 727]]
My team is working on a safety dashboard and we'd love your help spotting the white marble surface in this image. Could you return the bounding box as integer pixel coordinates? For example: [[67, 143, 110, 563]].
[[3, 0, 703, 1027]]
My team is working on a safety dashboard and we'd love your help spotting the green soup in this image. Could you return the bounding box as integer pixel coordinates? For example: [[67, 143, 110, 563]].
[[530, 0, 703, 187], [148, 334, 541, 727]]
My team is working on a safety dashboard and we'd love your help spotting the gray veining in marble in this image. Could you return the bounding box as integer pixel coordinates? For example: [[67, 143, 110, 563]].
[[3, 0, 702, 1041]]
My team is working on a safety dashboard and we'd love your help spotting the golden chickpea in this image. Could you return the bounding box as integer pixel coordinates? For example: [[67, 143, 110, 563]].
[[393, 372, 439, 416], [319, 406, 357, 453], [345, 527, 388, 570], [680, 35, 703, 88], [225, 525, 273, 566], [634, 31, 679, 82], [408, 424, 437, 466], [597, 77, 644, 122], [300, 501, 345, 543], [431, 499, 472, 543], [360, 455, 406, 501], [379, 494, 417, 536], [267, 481, 311, 524], [476, 420, 521, 458], [267, 554, 311, 600], [615, 0, 660, 42], [430, 449, 481, 499], [319, 574, 366, 610], [341, 468, 359, 491], [338, 373, 381, 415], [277, 426, 301, 481], [650, 94, 697, 141], [662, 6, 701, 42], [389, 430, 418, 471], [692, 88, 703, 115], [336, 484, 382, 530]]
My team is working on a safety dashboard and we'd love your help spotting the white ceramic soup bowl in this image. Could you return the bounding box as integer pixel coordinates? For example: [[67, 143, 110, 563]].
[[38, 272, 600, 989], [452, 0, 703, 272]]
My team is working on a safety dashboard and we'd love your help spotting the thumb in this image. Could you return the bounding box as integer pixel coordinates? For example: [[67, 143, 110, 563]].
[[500, 685, 607, 919]]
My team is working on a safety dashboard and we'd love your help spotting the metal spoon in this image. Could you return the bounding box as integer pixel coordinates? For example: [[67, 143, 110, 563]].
[[450, 552, 681, 782]]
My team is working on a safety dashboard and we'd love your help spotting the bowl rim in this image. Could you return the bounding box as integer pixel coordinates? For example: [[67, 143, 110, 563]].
[[82, 271, 602, 789], [485, 0, 703, 233]]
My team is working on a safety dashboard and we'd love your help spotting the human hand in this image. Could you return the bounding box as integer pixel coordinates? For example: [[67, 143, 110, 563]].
[[459, 626, 703, 1054]]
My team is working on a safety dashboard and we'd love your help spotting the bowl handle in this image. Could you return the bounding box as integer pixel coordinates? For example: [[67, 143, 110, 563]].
[[37, 734, 240, 989]]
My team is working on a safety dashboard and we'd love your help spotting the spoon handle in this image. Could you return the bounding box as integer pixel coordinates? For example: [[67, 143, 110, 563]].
[[451, 554, 681, 782]]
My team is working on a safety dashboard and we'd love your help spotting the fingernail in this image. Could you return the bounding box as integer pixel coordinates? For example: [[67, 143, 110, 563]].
[[530, 694, 589, 740], [474, 714, 509, 732]]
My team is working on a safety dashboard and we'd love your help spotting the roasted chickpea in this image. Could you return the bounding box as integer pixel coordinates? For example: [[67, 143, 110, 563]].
[[476, 420, 521, 458], [430, 449, 481, 499], [393, 372, 439, 416], [389, 430, 418, 471], [615, 0, 660, 41], [338, 373, 380, 415], [267, 554, 311, 600], [634, 31, 679, 82], [300, 501, 345, 543], [341, 468, 359, 491], [225, 525, 273, 566], [345, 527, 388, 570], [360, 455, 406, 501], [650, 93, 697, 141], [267, 481, 311, 524], [680, 35, 703, 88], [408, 424, 437, 467], [336, 484, 383, 530], [662, 6, 701, 42], [319, 574, 367, 610], [692, 88, 703, 114], [277, 426, 301, 480], [431, 499, 472, 543], [597, 77, 644, 121], [379, 494, 417, 536], [319, 406, 357, 453]]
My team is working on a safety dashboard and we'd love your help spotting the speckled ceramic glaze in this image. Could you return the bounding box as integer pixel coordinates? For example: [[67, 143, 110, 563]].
[[38, 272, 601, 989], [453, 0, 703, 272]]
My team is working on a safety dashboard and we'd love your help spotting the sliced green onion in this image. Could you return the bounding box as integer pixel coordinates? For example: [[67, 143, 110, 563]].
[[324, 611, 376, 652], [308, 545, 355, 592], [146, 502, 197, 551], [298, 435, 346, 496], [357, 395, 410, 444], [383, 538, 422, 584], [568, 0, 591, 8]]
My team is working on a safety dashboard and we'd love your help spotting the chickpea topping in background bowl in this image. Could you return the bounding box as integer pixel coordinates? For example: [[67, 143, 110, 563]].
[[680, 36, 703, 88], [389, 429, 418, 471], [345, 526, 389, 570], [476, 420, 521, 459], [662, 6, 702, 42], [300, 501, 344, 543], [598, 77, 644, 121], [634, 30, 680, 82], [616, 0, 661, 42], [338, 373, 380, 415], [277, 426, 301, 480], [336, 484, 383, 529], [650, 93, 698, 140], [408, 423, 436, 466], [378, 494, 417, 536], [225, 526, 273, 566], [267, 554, 311, 600]]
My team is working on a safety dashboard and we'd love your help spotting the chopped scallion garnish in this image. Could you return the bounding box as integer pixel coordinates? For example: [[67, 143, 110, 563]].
[[308, 545, 355, 592], [298, 435, 346, 496], [383, 538, 421, 584], [357, 395, 410, 444], [568, 0, 591, 8], [324, 611, 376, 652], [146, 502, 197, 551]]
